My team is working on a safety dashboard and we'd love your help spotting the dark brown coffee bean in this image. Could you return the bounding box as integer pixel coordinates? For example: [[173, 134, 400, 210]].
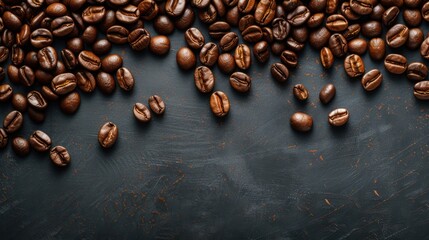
[[7, 65, 20, 85], [344, 54, 365, 77], [341, 2, 360, 20], [18, 66, 35, 87], [97, 72, 116, 95], [46, 3, 68, 17], [407, 62, 428, 81], [3, 110, 23, 134], [0, 84, 12, 102], [60, 91, 80, 114], [309, 27, 331, 49], [0, 128, 7, 149], [0, 67, 4, 82], [116, 4, 140, 24], [287, 5, 310, 27], [12, 137, 30, 157], [128, 28, 150, 51], [78, 51, 101, 71], [234, 44, 251, 70], [291, 27, 308, 43], [280, 50, 298, 68], [384, 54, 407, 74], [319, 83, 336, 104], [350, 0, 373, 15], [386, 24, 409, 48], [153, 15, 174, 35], [328, 108, 349, 127], [185, 28, 205, 50], [420, 37, 429, 59], [98, 122, 118, 149], [82, 26, 97, 45], [271, 41, 286, 56], [220, 32, 238, 52], [320, 47, 334, 69], [348, 38, 367, 55], [101, 54, 123, 73], [165, 0, 186, 17], [369, 38, 386, 61], [326, 0, 339, 14], [239, 14, 255, 32], [41, 86, 59, 102], [27, 91, 47, 111], [308, 0, 326, 12], [148, 95, 166, 115], [138, 0, 159, 21], [217, 53, 236, 74], [307, 13, 325, 28], [370, 4, 385, 20], [361, 21, 382, 38], [253, 41, 270, 63], [361, 69, 383, 91], [326, 14, 348, 32], [107, 25, 129, 45], [194, 66, 215, 93], [38, 46, 58, 71], [383, 6, 399, 27], [242, 25, 263, 43], [198, 3, 217, 24], [11, 44, 24, 66], [29, 130, 51, 152], [50, 146, 71, 167], [148, 35, 170, 55], [403, 9, 422, 27], [76, 71, 96, 93], [293, 84, 309, 101], [230, 72, 251, 92], [192, 0, 210, 8], [2, 29, 15, 48], [200, 42, 219, 67], [92, 39, 112, 56], [290, 112, 312, 132], [414, 81, 429, 100], [285, 37, 304, 52], [272, 18, 290, 41], [0, 46, 9, 64], [133, 103, 152, 123], [238, 0, 255, 13], [3, 11, 22, 31], [210, 91, 230, 117], [51, 73, 77, 95], [329, 33, 348, 57], [61, 49, 77, 71], [11, 93, 27, 112], [271, 63, 289, 82], [116, 67, 135, 92], [407, 28, 424, 50], [208, 21, 231, 39], [177, 47, 196, 71], [82, 6, 106, 24], [254, 0, 276, 26], [50, 16, 74, 37]]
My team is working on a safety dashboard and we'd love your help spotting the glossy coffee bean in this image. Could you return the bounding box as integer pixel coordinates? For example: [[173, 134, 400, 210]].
[[41, 86, 59, 102], [149, 35, 170, 55], [51, 16, 75, 37], [403, 9, 421, 27], [98, 122, 118, 149], [138, 0, 159, 21], [361, 21, 382, 38], [0, 128, 7, 149], [218, 53, 236, 74], [97, 72, 116, 95], [78, 51, 101, 71], [272, 18, 290, 41], [29, 130, 51, 152], [61, 49, 78, 70], [194, 66, 215, 93], [60, 91, 80, 114], [348, 38, 367, 55], [27, 91, 47, 111], [319, 83, 336, 104], [3, 110, 23, 134], [286, 5, 310, 27], [12, 137, 30, 157], [407, 28, 424, 50], [350, 0, 373, 15], [220, 32, 238, 52], [50, 146, 71, 167], [177, 47, 196, 71], [369, 38, 386, 61], [148, 95, 166, 115], [242, 25, 263, 43], [307, 13, 325, 28], [361, 69, 383, 91], [230, 72, 251, 93], [76, 71, 97, 93], [133, 103, 152, 123], [341, 2, 360, 20], [175, 7, 195, 30], [383, 6, 400, 27], [153, 15, 174, 35], [254, 0, 276, 26], [239, 14, 255, 32], [370, 4, 385, 20], [209, 21, 231, 39], [185, 28, 205, 50], [0, 84, 13, 102], [38, 46, 58, 71], [386, 24, 409, 48], [82, 26, 97, 45], [92, 39, 112, 56], [344, 54, 365, 77], [165, 0, 186, 17], [234, 44, 251, 70], [280, 50, 298, 68], [200, 42, 219, 67], [253, 41, 270, 63], [271, 63, 289, 82], [420, 37, 429, 59], [329, 33, 348, 57], [293, 84, 309, 101], [18, 66, 35, 87], [11, 93, 27, 112], [328, 108, 349, 127], [210, 91, 230, 117], [309, 27, 330, 49], [101, 54, 123, 73], [406, 62, 427, 81], [326, 14, 348, 32], [82, 6, 106, 24], [116, 67, 135, 92], [51, 73, 77, 95], [320, 47, 334, 69], [128, 28, 150, 51], [384, 54, 407, 74], [342, 24, 361, 41], [290, 112, 313, 132], [107, 25, 129, 45], [414, 81, 429, 100]]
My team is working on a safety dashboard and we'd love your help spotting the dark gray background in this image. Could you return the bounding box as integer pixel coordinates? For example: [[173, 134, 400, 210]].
[[1, 16, 429, 239]]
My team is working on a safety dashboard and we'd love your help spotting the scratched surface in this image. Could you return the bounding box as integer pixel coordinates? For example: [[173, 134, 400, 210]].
[[1, 18, 429, 239]]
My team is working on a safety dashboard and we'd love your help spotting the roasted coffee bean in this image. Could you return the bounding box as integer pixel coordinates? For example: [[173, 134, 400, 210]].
[[407, 62, 428, 81], [60, 91, 80, 114], [51, 73, 77, 95], [285, 37, 304, 52], [82, 26, 97, 45], [309, 27, 331, 49], [18, 66, 35, 87], [208, 21, 231, 39], [128, 28, 150, 51], [3, 110, 23, 134], [138, 0, 159, 21], [82, 6, 106, 24], [34, 69, 54, 85], [291, 27, 308, 43], [414, 81, 429, 100], [198, 3, 217, 24], [253, 41, 270, 63], [369, 38, 386, 61], [272, 18, 290, 41], [271, 41, 286, 55], [361, 21, 382, 38], [194, 66, 215, 93], [46, 3, 68, 17], [287, 5, 310, 27], [149, 35, 170, 55], [41, 86, 59, 102], [290, 112, 313, 132], [370, 3, 385, 20], [177, 47, 196, 71], [116, 4, 140, 24], [328, 108, 349, 127], [107, 25, 129, 45], [11, 45, 24, 66], [326, 14, 348, 32], [98, 122, 118, 149], [386, 24, 409, 48], [210, 91, 230, 117], [192, 0, 210, 9], [50, 16, 74, 37], [280, 50, 298, 68], [61, 49, 77, 70], [254, 0, 276, 26], [50, 146, 71, 167], [407, 28, 424, 50], [344, 54, 365, 77], [308, 0, 326, 12], [341, 2, 360, 20], [92, 39, 112, 56], [24, 52, 38, 70], [348, 38, 367, 55], [230, 72, 251, 92], [38, 46, 58, 71], [220, 32, 238, 52], [218, 53, 236, 73], [165, 0, 186, 17], [3, 11, 22, 31], [101, 54, 123, 73], [185, 28, 205, 50], [29, 130, 51, 152], [307, 13, 325, 28], [320, 47, 334, 69], [242, 25, 263, 42], [293, 84, 309, 101], [0, 84, 12, 102], [404, 0, 421, 8], [420, 37, 429, 59], [27, 91, 47, 111], [234, 44, 251, 70], [329, 33, 348, 57], [282, 0, 300, 11], [239, 14, 255, 32], [12, 137, 30, 157], [200, 42, 219, 67], [350, 0, 373, 15], [11, 93, 27, 112], [7, 65, 20, 85], [76, 71, 97, 93], [148, 95, 166, 115], [116, 67, 134, 92], [0, 128, 7, 149], [361, 69, 383, 91], [238, 0, 256, 13], [133, 102, 152, 123], [270, 63, 289, 82], [0, 67, 4, 82], [97, 72, 116, 94], [0, 46, 9, 64], [319, 83, 336, 104], [78, 51, 101, 71], [384, 53, 407, 74], [153, 15, 174, 35], [383, 6, 399, 27], [2, 29, 15, 48], [423, 2, 429, 22], [326, 0, 339, 14], [403, 9, 421, 27], [343, 24, 361, 41]]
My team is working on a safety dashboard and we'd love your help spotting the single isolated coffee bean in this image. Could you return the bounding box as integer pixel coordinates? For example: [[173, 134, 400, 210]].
[[234, 44, 251, 70], [414, 81, 429, 100], [328, 108, 349, 127], [177, 47, 196, 71], [344, 54, 365, 77], [319, 83, 336, 104], [271, 63, 289, 82], [229, 72, 251, 93], [407, 62, 428, 81], [384, 53, 407, 74], [0, 128, 7, 149], [293, 84, 309, 101], [320, 47, 334, 69], [210, 91, 230, 117], [29, 130, 51, 152], [116, 67, 135, 92], [149, 35, 170, 55], [12, 137, 30, 157], [148, 95, 166, 115], [50, 146, 71, 167], [98, 122, 118, 149], [361, 69, 383, 91], [194, 66, 215, 93], [218, 53, 236, 73], [60, 91, 81, 114], [185, 28, 205, 50], [133, 103, 152, 123], [290, 112, 313, 132]]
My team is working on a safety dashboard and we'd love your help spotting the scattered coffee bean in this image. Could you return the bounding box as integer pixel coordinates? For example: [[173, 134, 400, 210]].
[[362, 69, 383, 91], [384, 53, 408, 74], [407, 62, 428, 81], [60, 91, 81, 114], [320, 47, 334, 69], [116, 67, 135, 92], [210, 91, 230, 117], [98, 122, 118, 149], [29, 130, 51, 152], [12, 137, 30, 157], [50, 146, 71, 167], [185, 28, 205, 50], [177, 47, 196, 71], [319, 83, 336, 104], [148, 95, 166, 115], [414, 81, 429, 100], [0, 128, 7, 149], [234, 44, 251, 70], [293, 84, 309, 101], [149, 35, 170, 55], [96, 72, 116, 95], [290, 112, 313, 132], [271, 63, 289, 82], [218, 53, 236, 74], [230, 72, 251, 93], [133, 103, 152, 123], [101, 54, 123, 73], [328, 108, 349, 127], [344, 54, 365, 77], [194, 66, 215, 93]]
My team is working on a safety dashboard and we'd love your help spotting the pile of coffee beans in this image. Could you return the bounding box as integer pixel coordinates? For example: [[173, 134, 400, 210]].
[[0, 0, 428, 163]]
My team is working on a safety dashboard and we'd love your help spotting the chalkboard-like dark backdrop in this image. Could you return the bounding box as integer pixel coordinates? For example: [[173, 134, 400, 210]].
[[1, 15, 429, 240]]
